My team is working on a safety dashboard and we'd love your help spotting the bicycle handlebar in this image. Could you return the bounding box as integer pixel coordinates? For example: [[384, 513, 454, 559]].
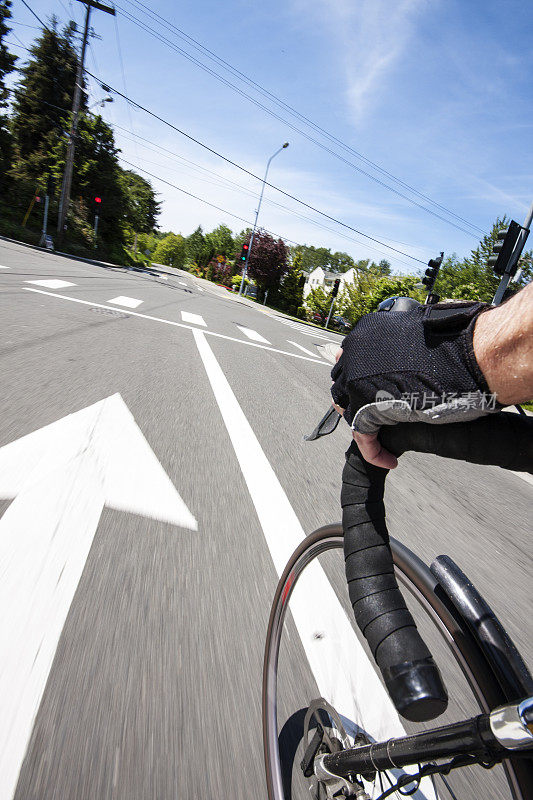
[[341, 412, 533, 722]]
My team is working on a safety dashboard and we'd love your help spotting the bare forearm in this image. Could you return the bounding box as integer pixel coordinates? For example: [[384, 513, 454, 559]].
[[473, 282, 533, 405]]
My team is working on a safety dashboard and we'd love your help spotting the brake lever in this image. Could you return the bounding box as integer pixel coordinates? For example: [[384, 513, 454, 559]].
[[304, 405, 342, 441]]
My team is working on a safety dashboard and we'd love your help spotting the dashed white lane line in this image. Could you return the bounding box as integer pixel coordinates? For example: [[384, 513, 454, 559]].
[[23, 289, 329, 365], [25, 279, 75, 289], [193, 330, 408, 754], [178, 281, 188, 286], [107, 296, 143, 309], [197, 287, 204, 292], [0, 265, 10, 269], [236, 325, 270, 344], [287, 340, 317, 358], [181, 311, 207, 326]]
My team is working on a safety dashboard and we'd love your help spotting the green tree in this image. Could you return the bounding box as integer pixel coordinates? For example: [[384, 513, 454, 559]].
[[50, 112, 126, 246], [206, 224, 234, 258], [435, 218, 532, 302], [10, 19, 82, 191], [119, 169, 160, 239], [0, 0, 17, 187], [185, 225, 212, 267], [329, 251, 355, 272], [152, 233, 186, 268], [305, 285, 334, 320], [278, 251, 304, 314]]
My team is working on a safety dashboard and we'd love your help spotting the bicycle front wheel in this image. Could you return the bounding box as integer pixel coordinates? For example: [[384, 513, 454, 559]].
[[262, 524, 524, 800]]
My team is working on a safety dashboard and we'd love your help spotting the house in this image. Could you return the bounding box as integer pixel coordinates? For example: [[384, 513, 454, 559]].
[[303, 266, 357, 298]]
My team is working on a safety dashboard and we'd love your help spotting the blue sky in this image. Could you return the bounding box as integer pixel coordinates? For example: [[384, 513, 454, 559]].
[[6, 0, 533, 273]]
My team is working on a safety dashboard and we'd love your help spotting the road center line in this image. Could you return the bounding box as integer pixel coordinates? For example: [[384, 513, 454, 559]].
[[192, 329, 408, 748], [22, 288, 329, 366]]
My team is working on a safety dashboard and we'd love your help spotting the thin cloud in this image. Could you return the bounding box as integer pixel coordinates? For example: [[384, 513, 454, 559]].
[[303, 0, 428, 124]]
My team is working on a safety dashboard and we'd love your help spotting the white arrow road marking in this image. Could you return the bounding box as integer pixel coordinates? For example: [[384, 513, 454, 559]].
[[107, 295, 143, 308], [193, 331, 434, 799], [25, 279, 76, 289], [181, 311, 206, 326], [236, 325, 270, 344], [0, 394, 196, 800], [287, 340, 317, 357]]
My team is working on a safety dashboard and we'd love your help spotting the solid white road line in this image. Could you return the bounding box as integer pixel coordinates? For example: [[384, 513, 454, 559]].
[[236, 325, 270, 344], [192, 330, 410, 747], [0, 395, 196, 800], [25, 279, 75, 289], [181, 311, 206, 326], [23, 289, 329, 366], [107, 296, 143, 309], [287, 340, 317, 357]]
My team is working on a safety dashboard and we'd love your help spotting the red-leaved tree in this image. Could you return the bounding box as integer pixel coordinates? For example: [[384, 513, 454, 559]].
[[247, 229, 288, 298]]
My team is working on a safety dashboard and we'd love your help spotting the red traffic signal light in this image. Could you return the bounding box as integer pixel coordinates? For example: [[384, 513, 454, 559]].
[[240, 243, 249, 262], [94, 196, 102, 204], [331, 277, 341, 298], [35, 196, 41, 203]]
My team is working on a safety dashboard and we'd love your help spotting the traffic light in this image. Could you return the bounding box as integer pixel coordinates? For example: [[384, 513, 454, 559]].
[[488, 221, 522, 277], [240, 242, 249, 262], [331, 278, 341, 298], [94, 196, 102, 205], [422, 252, 443, 293]]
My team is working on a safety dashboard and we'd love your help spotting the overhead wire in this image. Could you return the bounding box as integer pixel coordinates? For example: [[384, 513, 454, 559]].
[[83, 69, 428, 264], [116, 0, 485, 238], [110, 124, 422, 268], [126, 0, 483, 236], [5, 29, 429, 264]]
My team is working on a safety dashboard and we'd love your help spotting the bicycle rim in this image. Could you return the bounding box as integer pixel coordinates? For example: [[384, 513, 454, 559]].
[[262, 524, 526, 800]]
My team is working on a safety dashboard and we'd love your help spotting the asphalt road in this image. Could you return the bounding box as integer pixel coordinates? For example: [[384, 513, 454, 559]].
[[0, 239, 531, 800]]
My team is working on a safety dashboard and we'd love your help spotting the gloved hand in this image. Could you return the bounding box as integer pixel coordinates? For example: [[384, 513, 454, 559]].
[[331, 301, 500, 466]]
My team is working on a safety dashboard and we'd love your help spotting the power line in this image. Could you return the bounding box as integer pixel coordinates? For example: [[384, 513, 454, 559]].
[[110, 124, 421, 268], [117, 0, 485, 238], [119, 157, 300, 247], [5, 33, 428, 264], [18, 0, 48, 29], [83, 68, 427, 264]]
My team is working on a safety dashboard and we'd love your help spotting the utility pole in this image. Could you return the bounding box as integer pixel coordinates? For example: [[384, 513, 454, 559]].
[[56, 0, 115, 246]]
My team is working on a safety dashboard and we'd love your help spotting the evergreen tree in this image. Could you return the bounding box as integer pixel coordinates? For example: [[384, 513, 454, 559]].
[[10, 19, 83, 191], [0, 0, 17, 186], [50, 112, 125, 246], [119, 169, 160, 236]]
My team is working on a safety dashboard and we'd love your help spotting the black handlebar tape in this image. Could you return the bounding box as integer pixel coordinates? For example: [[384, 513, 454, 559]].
[[380, 411, 533, 472], [342, 412, 533, 723], [342, 449, 448, 722]]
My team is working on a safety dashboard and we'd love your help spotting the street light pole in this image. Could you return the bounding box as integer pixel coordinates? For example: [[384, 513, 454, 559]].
[[239, 142, 289, 296]]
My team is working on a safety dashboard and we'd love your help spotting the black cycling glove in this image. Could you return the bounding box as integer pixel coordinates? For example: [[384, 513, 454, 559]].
[[331, 301, 500, 434]]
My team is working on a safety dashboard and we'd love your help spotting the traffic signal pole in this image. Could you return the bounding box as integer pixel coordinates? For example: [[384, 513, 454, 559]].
[[56, 0, 115, 247]]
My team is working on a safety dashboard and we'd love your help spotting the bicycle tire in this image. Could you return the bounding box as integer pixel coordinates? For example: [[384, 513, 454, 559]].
[[262, 524, 528, 800]]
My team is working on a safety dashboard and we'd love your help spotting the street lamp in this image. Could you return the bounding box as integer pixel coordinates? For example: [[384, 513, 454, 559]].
[[88, 96, 113, 110], [239, 142, 289, 296]]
